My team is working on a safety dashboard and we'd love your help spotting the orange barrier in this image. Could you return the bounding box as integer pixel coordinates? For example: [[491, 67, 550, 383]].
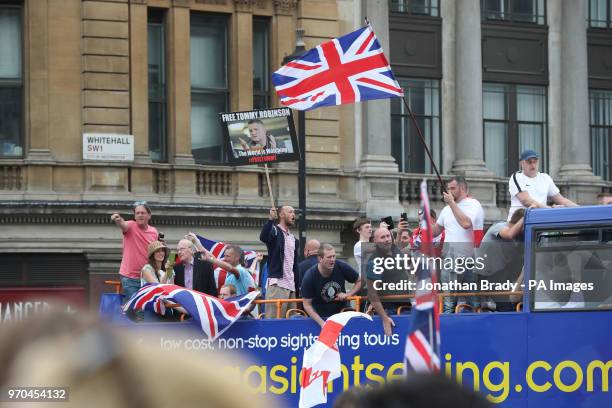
[[252, 297, 362, 319], [103, 281, 522, 318], [105, 280, 122, 294]]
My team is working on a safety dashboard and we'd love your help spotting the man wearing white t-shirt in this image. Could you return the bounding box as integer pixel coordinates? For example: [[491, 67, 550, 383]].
[[353, 218, 372, 272], [433, 176, 484, 313], [508, 150, 576, 221]]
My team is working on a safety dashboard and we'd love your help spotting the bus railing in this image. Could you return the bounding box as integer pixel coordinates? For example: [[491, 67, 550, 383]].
[[105, 280, 523, 319]]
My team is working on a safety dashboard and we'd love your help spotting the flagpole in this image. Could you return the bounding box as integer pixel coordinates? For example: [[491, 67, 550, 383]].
[[364, 17, 445, 190], [428, 311, 434, 370], [264, 164, 276, 209], [402, 97, 446, 190], [282, 29, 308, 263]]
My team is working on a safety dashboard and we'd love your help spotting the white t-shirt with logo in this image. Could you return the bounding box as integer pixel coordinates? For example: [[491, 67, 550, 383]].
[[437, 197, 484, 258], [508, 172, 559, 221]]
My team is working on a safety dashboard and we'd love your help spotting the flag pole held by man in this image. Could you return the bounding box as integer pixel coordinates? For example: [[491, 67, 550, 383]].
[[404, 180, 442, 374]]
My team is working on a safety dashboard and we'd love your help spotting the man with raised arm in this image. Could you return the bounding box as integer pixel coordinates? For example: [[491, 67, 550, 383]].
[[173, 239, 217, 297], [260, 206, 300, 318], [432, 176, 484, 313], [111, 203, 159, 303], [201, 244, 256, 296]]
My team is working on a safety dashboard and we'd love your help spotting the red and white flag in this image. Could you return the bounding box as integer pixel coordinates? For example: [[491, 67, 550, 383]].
[[299, 311, 372, 408]]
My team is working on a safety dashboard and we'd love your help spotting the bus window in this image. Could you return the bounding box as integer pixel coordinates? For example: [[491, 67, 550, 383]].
[[536, 229, 600, 248], [531, 228, 612, 311], [602, 229, 612, 244]]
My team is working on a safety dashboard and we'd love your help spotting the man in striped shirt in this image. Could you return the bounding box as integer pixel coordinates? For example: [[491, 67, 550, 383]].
[[260, 206, 300, 319]]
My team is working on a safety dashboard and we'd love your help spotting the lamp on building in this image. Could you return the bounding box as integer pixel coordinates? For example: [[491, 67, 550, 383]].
[[282, 28, 307, 262]]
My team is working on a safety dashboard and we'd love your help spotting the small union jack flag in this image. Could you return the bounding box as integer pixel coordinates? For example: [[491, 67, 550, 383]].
[[272, 25, 403, 111], [122, 283, 259, 340], [404, 180, 441, 373]]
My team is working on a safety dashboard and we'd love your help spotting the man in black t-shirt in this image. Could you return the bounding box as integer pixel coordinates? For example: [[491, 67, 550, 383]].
[[301, 243, 362, 327]]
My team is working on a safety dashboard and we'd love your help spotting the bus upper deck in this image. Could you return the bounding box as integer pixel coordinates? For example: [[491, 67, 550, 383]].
[[95, 205, 612, 407]]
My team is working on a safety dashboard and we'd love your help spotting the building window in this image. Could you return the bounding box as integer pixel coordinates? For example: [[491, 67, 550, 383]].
[[0, 6, 23, 158], [391, 78, 440, 174], [389, 0, 439, 16], [481, 0, 546, 24], [589, 0, 612, 28], [253, 18, 270, 109], [483, 83, 547, 177], [190, 14, 228, 164], [590, 90, 612, 180], [148, 9, 167, 162]]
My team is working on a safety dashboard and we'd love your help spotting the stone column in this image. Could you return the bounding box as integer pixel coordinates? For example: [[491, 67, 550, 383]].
[[25, 0, 53, 164], [447, 0, 500, 213], [233, 0, 261, 206], [450, 0, 489, 176], [129, 0, 156, 199], [232, 1, 254, 111], [167, 3, 196, 202], [558, 0, 595, 179], [440, 0, 456, 175], [167, 4, 194, 165], [546, 0, 562, 177], [24, 0, 54, 200], [129, 0, 149, 164], [271, 0, 298, 106], [555, 0, 602, 203], [358, 0, 403, 219], [268, 0, 299, 205]]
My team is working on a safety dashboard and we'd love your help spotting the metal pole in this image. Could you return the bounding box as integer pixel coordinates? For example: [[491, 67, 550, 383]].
[[401, 96, 446, 191], [298, 110, 306, 262], [281, 28, 307, 262]]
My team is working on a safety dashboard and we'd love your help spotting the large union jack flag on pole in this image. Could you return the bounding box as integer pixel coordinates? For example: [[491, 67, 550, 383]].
[[123, 284, 259, 340], [404, 180, 441, 373], [272, 25, 403, 111]]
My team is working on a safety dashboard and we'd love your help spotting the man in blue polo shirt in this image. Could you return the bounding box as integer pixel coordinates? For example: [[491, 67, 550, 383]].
[[301, 243, 362, 327]]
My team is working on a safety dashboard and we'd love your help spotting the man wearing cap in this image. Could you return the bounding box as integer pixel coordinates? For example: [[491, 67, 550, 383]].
[[508, 150, 577, 221]]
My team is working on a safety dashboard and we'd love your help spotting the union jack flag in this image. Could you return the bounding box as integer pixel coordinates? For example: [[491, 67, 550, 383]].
[[196, 235, 260, 291], [122, 283, 259, 340], [404, 180, 441, 373], [272, 25, 403, 111]]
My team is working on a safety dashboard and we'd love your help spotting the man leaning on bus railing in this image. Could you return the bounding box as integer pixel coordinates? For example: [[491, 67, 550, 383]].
[[366, 224, 413, 336], [300, 243, 362, 327]]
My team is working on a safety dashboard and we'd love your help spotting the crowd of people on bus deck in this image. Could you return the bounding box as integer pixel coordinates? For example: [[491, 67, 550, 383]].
[[112, 149, 595, 328]]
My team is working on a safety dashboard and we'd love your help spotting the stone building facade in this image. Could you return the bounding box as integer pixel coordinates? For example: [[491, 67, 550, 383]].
[[1, 0, 611, 308]]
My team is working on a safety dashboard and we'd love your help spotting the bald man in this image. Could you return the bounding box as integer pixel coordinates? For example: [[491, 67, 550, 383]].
[[366, 227, 413, 336], [298, 239, 321, 287]]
